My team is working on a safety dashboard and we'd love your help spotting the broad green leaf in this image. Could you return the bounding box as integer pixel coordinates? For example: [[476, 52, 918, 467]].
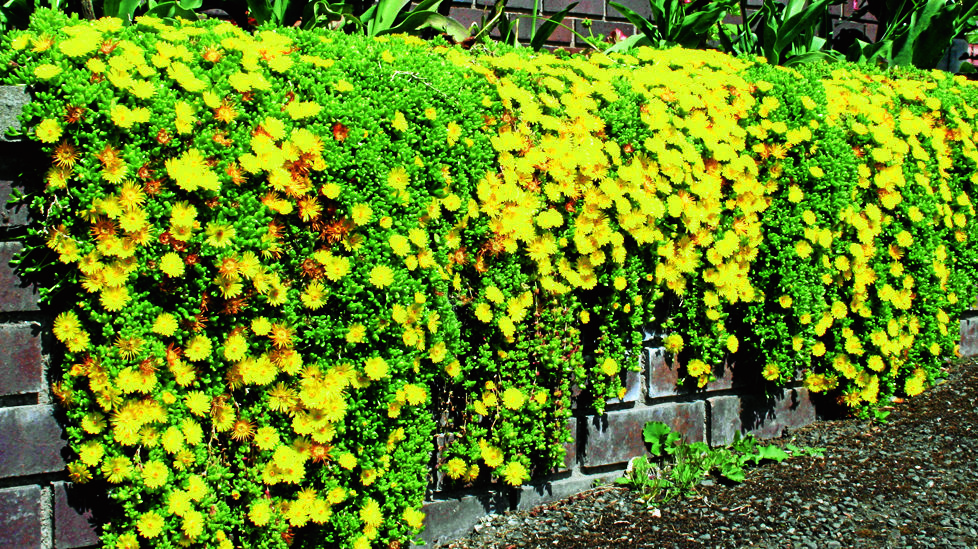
[[530, 1, 578, 51]]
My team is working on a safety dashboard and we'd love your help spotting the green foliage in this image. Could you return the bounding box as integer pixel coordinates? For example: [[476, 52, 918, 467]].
[[618, 422, 824, 502], [607, 0, 737, 51], [717, 0, 843, 66], [846, 0, 978, 69], [465, 0, 580, 52]]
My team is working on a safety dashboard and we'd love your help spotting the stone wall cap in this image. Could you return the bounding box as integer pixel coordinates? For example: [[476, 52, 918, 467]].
[[0, 86, 30, 143]]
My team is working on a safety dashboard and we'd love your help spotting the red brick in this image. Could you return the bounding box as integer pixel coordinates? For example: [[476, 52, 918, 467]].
[[53, 482, 101, 549], [0, 405, 67, 478], [0, 322, 43, 397], [447, 7, 487, 33], [0, 485, 42, 549], [607, 0, 652, 19], [543, 0, 604, 16]]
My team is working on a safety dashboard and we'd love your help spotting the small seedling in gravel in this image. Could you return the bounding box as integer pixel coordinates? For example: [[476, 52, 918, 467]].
[[616, 422, 825, 502]]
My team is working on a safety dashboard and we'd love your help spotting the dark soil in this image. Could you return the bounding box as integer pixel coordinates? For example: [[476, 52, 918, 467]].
[[440, 358, 978, 549]]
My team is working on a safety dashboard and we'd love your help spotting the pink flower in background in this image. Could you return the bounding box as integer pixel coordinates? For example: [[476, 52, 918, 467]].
[[611, 28, 628, 43]]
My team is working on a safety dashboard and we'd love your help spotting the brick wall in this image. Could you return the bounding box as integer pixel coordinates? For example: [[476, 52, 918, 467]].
[[446, 0, 887, 51], [0, 86, 100, 549]]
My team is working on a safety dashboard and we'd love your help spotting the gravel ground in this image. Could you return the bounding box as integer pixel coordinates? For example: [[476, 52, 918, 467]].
[[440, 358, 978, 549]]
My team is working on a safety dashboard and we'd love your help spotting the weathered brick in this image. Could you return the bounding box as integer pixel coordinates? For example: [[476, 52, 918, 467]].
[[605, 368, 641, 406], [0, 322, 44, 397], [0, 86, 29, 143], [0, 241, 39, 312], [708, 387, 817, 447], [54, 482, 101, 549], [0, 405, 67, 478], [646, 347, 682, 399], [516, 474, 615, 511], [646, 347, 740, 399], [561, 417, 577, 471], [0, 485, 41, 549], [420, 492, 509, 547], [581, 401, 705, 467], [705, 357, 737, 392], [960, 317, 978, 357]]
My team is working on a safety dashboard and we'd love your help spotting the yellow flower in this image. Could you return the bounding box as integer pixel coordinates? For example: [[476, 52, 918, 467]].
[[812, 341, 826, 357], [184, 391, 210, 416], [252, 317, 272, 335], [687, 359, 711, 377], [446, 121, 462, 145], [351, 203, 373, 225], [100, 286, 130, 311], [337, 452, 357, 469], [501, 461, 529, 486], [35, 119, 63, 143], [726, 335, 739, 353], [101, 455, 132, 483], [136, 511, 165, 538], [369, 265, 395, 288], [116, 533, 139, 549], [222, 332, 248, 361], [34, 64, 62, 79], [360, 498, 383, 529], [402, 383, 427, 405], [480, 441, 504, 468], [664, 333, 684, 353], [445, 457, 467, 479], [254, 426, 280, 450], [53, 310, 82, 343], [160, 252, 185, 277], [346, 324, 366, 344], [403, 507, 425, 529], [392, 111, 408, 132], [140, 460, 169, 489], [502, 387, 526, 410], [165, 148, 220, 192], [600, 358, 619, 376], [779, 295, 792, 308], [78, 441, 105, 466], [250, 500, 272, 526], [795, 240, 813, 259], [184, 335, 212, 362], [364, 356, 389, 380], [205, 223, 236, 248], [761, 363, 781, 381], [475, 302, 493, 323]]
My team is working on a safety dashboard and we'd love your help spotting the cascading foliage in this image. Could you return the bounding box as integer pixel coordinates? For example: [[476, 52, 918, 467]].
[[2, 9, 977, 549]]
